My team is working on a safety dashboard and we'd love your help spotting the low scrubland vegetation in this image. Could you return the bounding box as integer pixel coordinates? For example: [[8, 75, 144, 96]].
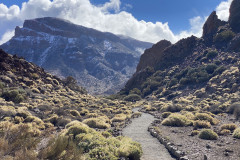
[[0, 52, 143, 159]]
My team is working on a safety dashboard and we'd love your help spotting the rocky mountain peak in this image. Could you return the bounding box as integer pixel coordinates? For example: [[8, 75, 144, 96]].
[[229, 0, 240, 33], [136, 40, 171, 72], [1, 17, 152, 95], [202, 11, 226, 45]]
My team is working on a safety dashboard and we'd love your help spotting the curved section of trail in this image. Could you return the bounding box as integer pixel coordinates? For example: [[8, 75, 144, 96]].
[[123, 108, 174, 160]]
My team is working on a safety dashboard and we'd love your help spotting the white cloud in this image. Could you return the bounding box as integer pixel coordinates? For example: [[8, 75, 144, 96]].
[[0, 0, 232, 45], [216, 0, 233, 21], [176, 16, 208, 40], [0, 30, 15, 45]]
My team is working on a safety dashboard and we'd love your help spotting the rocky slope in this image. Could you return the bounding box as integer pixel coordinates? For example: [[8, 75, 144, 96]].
[[0, 17, 152, 95], [121, 0, 240, 99], [118, 0, 240, 159]]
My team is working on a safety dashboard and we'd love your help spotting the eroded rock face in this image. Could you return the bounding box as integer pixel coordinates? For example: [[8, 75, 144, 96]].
[[1, 17, 152, 95], [229, 0, 240, 33], [136, 40, 171, 72], [202, 11, 225, 45]]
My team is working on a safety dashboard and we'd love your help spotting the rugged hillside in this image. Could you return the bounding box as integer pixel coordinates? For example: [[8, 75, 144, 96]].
[[0, 17, 152, 95], [0, 49, 143, 160], [118, 0, 240, 159], [121, 0, 240, 99]]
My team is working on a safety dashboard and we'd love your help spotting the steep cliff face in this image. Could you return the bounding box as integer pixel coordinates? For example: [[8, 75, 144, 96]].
[[1, 17, 152, 95]]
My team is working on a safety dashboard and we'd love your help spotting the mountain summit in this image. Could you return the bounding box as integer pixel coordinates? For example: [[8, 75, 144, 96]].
[[1, 17, 152, 94]]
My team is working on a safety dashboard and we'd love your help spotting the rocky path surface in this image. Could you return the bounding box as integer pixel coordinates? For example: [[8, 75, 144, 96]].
[[123, 108, 174, 160]]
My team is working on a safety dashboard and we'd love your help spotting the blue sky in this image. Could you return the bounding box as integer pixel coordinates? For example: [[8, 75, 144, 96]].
[[91, 0, 224, 33], [0, 0, 233, 44]]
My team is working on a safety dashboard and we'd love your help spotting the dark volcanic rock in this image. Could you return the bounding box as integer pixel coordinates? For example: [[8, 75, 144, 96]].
[[228, 33, 240, 51], [229, 0, 240, 33], [136, 40, 171, 72], [123, 36, 200, 93], [0, 17, 152, 95], [202, 11, 226, 45]]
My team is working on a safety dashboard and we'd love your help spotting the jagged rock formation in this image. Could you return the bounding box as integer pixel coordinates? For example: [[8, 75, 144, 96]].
[[0, 17, 152, 95], [202, 11, 226, 45]]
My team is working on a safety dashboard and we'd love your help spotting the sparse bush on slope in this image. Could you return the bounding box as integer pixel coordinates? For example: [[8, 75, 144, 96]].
[[199, 129, 218, 140]]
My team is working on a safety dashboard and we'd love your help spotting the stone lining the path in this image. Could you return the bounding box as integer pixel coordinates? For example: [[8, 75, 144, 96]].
[[148, 124, 189, 160]]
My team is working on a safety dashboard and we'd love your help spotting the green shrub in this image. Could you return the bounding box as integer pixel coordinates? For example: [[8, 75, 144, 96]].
[[88, 147, 117, 160], [66, 125, 89, 137], [206, 50, 218, 59], [233, 128, 240, 139], [123, 94, 141, 102], [161, 113, 192, 127], [129, 88, 141, 95], [214, 30, 235, 43], [161, 104, 183, 113], [168, 78, 178, 87], [142, 86, 151, 97], [179, 78, 191, 85], [149, 81, 160, 91], [205, 64, 217, 74], [198, 129, 218, 140], [1, 89, 26, 103], [193, 120, 211, 129]]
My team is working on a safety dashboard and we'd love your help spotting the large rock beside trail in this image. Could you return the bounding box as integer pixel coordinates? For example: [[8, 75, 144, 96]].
[[229, 0, 240, 33]]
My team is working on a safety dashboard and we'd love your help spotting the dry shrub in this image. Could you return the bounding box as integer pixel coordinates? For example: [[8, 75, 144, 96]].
[[198, 129, 218, 140], [193, 120, 211, 129], [83, 118, 110, 129], [111, 114, 127, 122], [219, 129, 231, 136], [161, 113, 192, 127], [233, 128, 240, 139], [220, 123, 237, 132], [194, 113, 219, 125]]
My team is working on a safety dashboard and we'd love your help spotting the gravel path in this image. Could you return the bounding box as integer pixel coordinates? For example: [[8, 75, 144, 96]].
[[123, 108, 174, 160]]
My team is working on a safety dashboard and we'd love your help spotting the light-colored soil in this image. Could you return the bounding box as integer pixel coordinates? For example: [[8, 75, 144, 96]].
[[123, 108, 174, 160]]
